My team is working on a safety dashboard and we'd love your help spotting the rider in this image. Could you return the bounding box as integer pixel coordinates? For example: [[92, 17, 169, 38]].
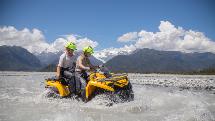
[[56, 42, 77, 92], [75, 46, 97, 99]]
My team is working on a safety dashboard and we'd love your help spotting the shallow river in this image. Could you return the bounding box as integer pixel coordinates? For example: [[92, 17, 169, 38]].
[[0, 72, 215, 121]]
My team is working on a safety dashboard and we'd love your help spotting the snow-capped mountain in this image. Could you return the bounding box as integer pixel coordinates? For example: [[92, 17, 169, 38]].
[[36, 51, 63, 65], [94, 45, 136, 62], [35, 43, 136, 64], [31, 38, 66, 65], [36, 46, 134, 65], [23, 36, 99, 65], [94, 50, 128, 63]]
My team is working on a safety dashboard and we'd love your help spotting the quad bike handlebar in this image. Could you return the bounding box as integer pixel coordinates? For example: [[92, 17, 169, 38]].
[[88, 65, 105, 73]]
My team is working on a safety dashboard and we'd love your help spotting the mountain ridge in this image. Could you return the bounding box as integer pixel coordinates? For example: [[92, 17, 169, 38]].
[[105, 48, 215, 73], [1, 45, 215, 73], [0, 45, 42, 71]]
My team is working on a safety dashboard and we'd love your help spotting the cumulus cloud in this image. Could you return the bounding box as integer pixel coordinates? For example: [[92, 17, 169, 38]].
[[1, 21, 215, 62], [94, 21, 215, 62], [64, 34, 98, 49], [117, 21, 215, 53], [49, 38, 67, 52], [0, 26, 49, 54], [117, 32, 138, 42], [0, 26, 99, 54]]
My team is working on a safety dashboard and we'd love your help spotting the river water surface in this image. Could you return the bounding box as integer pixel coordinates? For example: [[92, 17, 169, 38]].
[[0, 72, 215, 121]]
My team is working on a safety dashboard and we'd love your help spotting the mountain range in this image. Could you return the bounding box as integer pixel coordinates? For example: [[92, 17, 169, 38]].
[[0, 46, 42, 71], [105, 48, 215, 73], [1, 45, 215, 73], [0, 45, 103, 71]]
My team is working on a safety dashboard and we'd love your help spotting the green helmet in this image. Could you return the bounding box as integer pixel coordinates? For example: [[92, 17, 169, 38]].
[[65, 42, 77, 50], [83, 46, 94, 54]]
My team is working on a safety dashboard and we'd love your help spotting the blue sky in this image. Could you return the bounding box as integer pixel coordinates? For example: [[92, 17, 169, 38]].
[[1, 0, 215, 50]]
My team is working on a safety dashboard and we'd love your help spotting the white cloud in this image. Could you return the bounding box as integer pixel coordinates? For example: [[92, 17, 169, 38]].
[[117, 32, 138, 42], [1, 21, 215, 63], [158, 21, 178, 33], [49, 38, 67, 52], [60, 34, 98, 50], [116, 21, 215, 53], [76, 37, 98, 50], [0, 26, 49, 54], [0, 26, 99, 54], [95, 21, 215, 62]]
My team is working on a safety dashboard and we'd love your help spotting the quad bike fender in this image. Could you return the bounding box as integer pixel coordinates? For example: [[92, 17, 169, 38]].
[[85, 81, 114, 99], [45, 81, 70, 97]]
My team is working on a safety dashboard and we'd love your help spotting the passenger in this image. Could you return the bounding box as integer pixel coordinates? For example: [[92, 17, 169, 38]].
[[75, 46, 97, 100]]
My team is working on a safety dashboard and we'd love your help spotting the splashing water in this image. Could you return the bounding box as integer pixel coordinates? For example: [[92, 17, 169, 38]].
[[0, 72, 215, 121]]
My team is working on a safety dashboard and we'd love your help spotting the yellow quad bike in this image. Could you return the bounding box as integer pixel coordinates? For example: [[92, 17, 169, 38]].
[[45, 67, 134, 102]]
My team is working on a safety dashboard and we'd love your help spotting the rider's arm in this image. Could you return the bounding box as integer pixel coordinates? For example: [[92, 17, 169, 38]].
[[56, 66, 61, 79], [88, 59, 97, 69], [77, 56, 90, 70], [56, 54, 64, 79], [87, 57, 99, 69]]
